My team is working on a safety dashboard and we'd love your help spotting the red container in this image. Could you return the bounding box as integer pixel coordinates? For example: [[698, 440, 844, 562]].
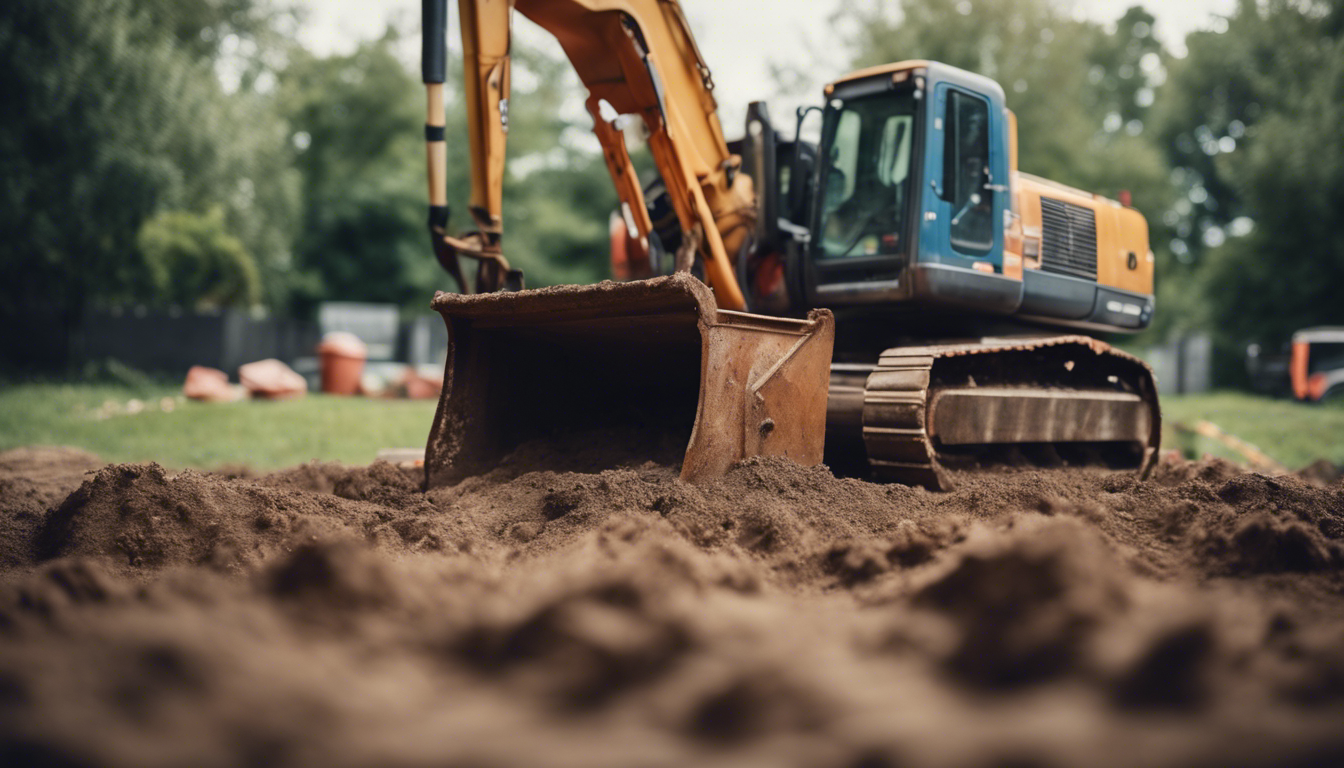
[[317, 332, 368, 395]]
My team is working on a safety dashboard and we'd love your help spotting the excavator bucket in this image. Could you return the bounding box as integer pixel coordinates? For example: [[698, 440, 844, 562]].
[[424, 274, 835, 488]]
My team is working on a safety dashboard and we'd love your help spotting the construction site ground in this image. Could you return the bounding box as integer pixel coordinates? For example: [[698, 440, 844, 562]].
[[1, 429, 1342, 767]]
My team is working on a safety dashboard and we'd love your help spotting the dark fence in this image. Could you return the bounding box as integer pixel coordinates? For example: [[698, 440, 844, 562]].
[[0, 308, 72, 371], [75, 307, 320, 376], [0, 304, 449, 377]]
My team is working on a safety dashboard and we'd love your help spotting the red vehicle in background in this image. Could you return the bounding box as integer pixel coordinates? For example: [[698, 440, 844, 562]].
[[1290, 327, 1344, 403]]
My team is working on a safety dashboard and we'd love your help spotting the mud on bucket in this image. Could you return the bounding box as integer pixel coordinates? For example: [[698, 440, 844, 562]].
[[423, 274, 835, 488]]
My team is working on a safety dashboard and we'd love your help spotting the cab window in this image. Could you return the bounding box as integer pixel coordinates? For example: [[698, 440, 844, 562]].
[[942, 90, 992, 253], [817, 90, 917, 260]]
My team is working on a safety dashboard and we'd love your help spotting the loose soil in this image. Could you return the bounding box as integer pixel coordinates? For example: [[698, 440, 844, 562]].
[[1, 444, 1342, 767]]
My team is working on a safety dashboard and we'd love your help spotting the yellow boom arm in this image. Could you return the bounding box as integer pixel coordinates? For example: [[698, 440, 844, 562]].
[[426, 0, 754, 310]]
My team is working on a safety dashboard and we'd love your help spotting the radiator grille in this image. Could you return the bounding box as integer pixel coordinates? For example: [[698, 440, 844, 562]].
[[1039, 197, 1098, 280]]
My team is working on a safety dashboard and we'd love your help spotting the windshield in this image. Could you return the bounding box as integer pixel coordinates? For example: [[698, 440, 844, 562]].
[[817, 90, 917, 260], [1310, 342, 1344, 374]]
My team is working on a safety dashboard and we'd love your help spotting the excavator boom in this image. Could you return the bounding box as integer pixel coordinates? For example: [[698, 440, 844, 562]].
[[420, 0, 833, 487], [427, 0, 755, 309]]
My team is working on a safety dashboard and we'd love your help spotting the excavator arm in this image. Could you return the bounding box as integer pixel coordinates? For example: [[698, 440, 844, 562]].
[[423, 0, 754, 309], [419, 0, 835, 488]]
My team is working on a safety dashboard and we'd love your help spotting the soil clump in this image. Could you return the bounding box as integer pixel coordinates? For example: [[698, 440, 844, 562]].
[[1, 444, 1342, 767]]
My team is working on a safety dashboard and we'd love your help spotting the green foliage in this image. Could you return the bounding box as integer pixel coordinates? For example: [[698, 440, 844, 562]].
[[279, 35, 434, 311], [1083, 6, 1164, 127], [278, 29, 615, 312], [1157, 0, 1344, 374], [138, 208, 261, 308], [0, 0, 299, 318], [0, 0, 619, 334], [839, 1, 1135, 184], [833, 1, 1173, 231], [495, 42, 619, 287], [1160, 390, 1344, 470]]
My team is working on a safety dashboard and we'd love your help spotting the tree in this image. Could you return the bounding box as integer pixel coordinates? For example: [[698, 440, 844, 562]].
[[279, 26, 617, 312], [1158, 0, 1344, 370], [493, 40, 619, 287], [0, 0, 299, 323], [1082, 6, 1165, 128], [839, 0, 1102, 185], [835, 0, 1171, 195], [278, 35, 433, 312]]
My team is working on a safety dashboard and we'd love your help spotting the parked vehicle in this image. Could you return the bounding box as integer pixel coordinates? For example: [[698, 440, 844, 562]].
[[1290, 327, 1344, 402]]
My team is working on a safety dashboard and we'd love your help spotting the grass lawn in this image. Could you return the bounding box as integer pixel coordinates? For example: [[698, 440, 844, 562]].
[[1159, 391, 1344, 470], [1, 382, 1339, 472], [0, 381, 438, 471]]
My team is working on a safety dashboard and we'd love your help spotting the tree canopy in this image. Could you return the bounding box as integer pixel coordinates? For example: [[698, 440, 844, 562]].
[[3, 0, 1341, 384], [0, 0, 298, 317], [278, 28, 617, 311], [1158, 0, 1344, 354], [833, 0, 1343, 375]]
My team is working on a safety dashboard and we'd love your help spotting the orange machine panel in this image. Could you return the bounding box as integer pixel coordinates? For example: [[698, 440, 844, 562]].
[[1012, 172, 1153, 300], [1096, 202, 1152, 295]]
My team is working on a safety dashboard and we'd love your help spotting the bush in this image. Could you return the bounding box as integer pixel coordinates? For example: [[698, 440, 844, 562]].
[[138, 208, 261, 309]]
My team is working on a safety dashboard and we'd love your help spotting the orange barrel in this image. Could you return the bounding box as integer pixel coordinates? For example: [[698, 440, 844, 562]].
[[317, 332, 368, 395]]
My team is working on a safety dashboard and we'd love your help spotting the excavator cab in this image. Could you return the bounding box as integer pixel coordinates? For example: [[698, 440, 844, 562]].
[[750, 62, 1155, 336], [740, 65, 993, 316], [742, 63, 1161, 488], [807, 68, 931, 303], [741, 64, 1015, 319]]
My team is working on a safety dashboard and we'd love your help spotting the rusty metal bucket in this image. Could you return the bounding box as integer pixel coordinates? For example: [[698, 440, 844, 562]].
[[424, 273, 834, 488]]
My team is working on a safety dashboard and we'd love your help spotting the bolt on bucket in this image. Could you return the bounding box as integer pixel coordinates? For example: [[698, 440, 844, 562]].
[[424, 273, 835, 488]]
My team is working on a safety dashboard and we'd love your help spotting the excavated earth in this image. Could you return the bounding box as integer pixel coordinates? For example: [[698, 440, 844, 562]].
[[1, 441, 1343, 768]]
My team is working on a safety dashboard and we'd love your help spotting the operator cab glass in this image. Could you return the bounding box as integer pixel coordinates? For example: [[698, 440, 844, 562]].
[[804, 64, 1017, 313], [816, 90, 918, 264], [942, 90, 993, 252]]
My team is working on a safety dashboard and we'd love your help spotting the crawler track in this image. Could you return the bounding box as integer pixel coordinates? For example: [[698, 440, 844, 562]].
[[829, 336, 1161, 489]]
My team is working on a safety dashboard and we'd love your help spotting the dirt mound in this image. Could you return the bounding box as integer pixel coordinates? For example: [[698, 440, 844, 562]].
[[1, 447, 1344, 767], [911, 518, 1127, 688], [1151, 451, 1247, 486], [31, 461, 456, 576], [1164, 473, 1344, 575], [0, 446, 102, 569], [1298, 458, 1344, 486]]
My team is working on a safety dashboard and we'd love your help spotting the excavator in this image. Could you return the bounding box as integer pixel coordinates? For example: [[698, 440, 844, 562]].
[[419, 0, 1160, 491]]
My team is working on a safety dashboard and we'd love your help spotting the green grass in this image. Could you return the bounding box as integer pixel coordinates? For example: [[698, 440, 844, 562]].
[[0, 381, 439, 471], [1, 383, 1340, 472], [1160, 391, 1344, 470]]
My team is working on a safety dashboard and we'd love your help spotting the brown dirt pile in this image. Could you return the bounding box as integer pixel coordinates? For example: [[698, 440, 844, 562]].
[[1, 446, 1343, 767], [0, 447, 102, 570]]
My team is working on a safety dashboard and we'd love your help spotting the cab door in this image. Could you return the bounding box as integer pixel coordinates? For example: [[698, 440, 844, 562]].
[[922, 83, 1005, 271]]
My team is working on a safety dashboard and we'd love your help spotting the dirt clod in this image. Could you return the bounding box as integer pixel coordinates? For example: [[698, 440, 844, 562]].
[[1, 445, 1342, 767]]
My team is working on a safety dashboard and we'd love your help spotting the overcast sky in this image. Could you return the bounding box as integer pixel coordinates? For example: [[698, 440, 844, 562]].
[[295, 0, 1239, 126]]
